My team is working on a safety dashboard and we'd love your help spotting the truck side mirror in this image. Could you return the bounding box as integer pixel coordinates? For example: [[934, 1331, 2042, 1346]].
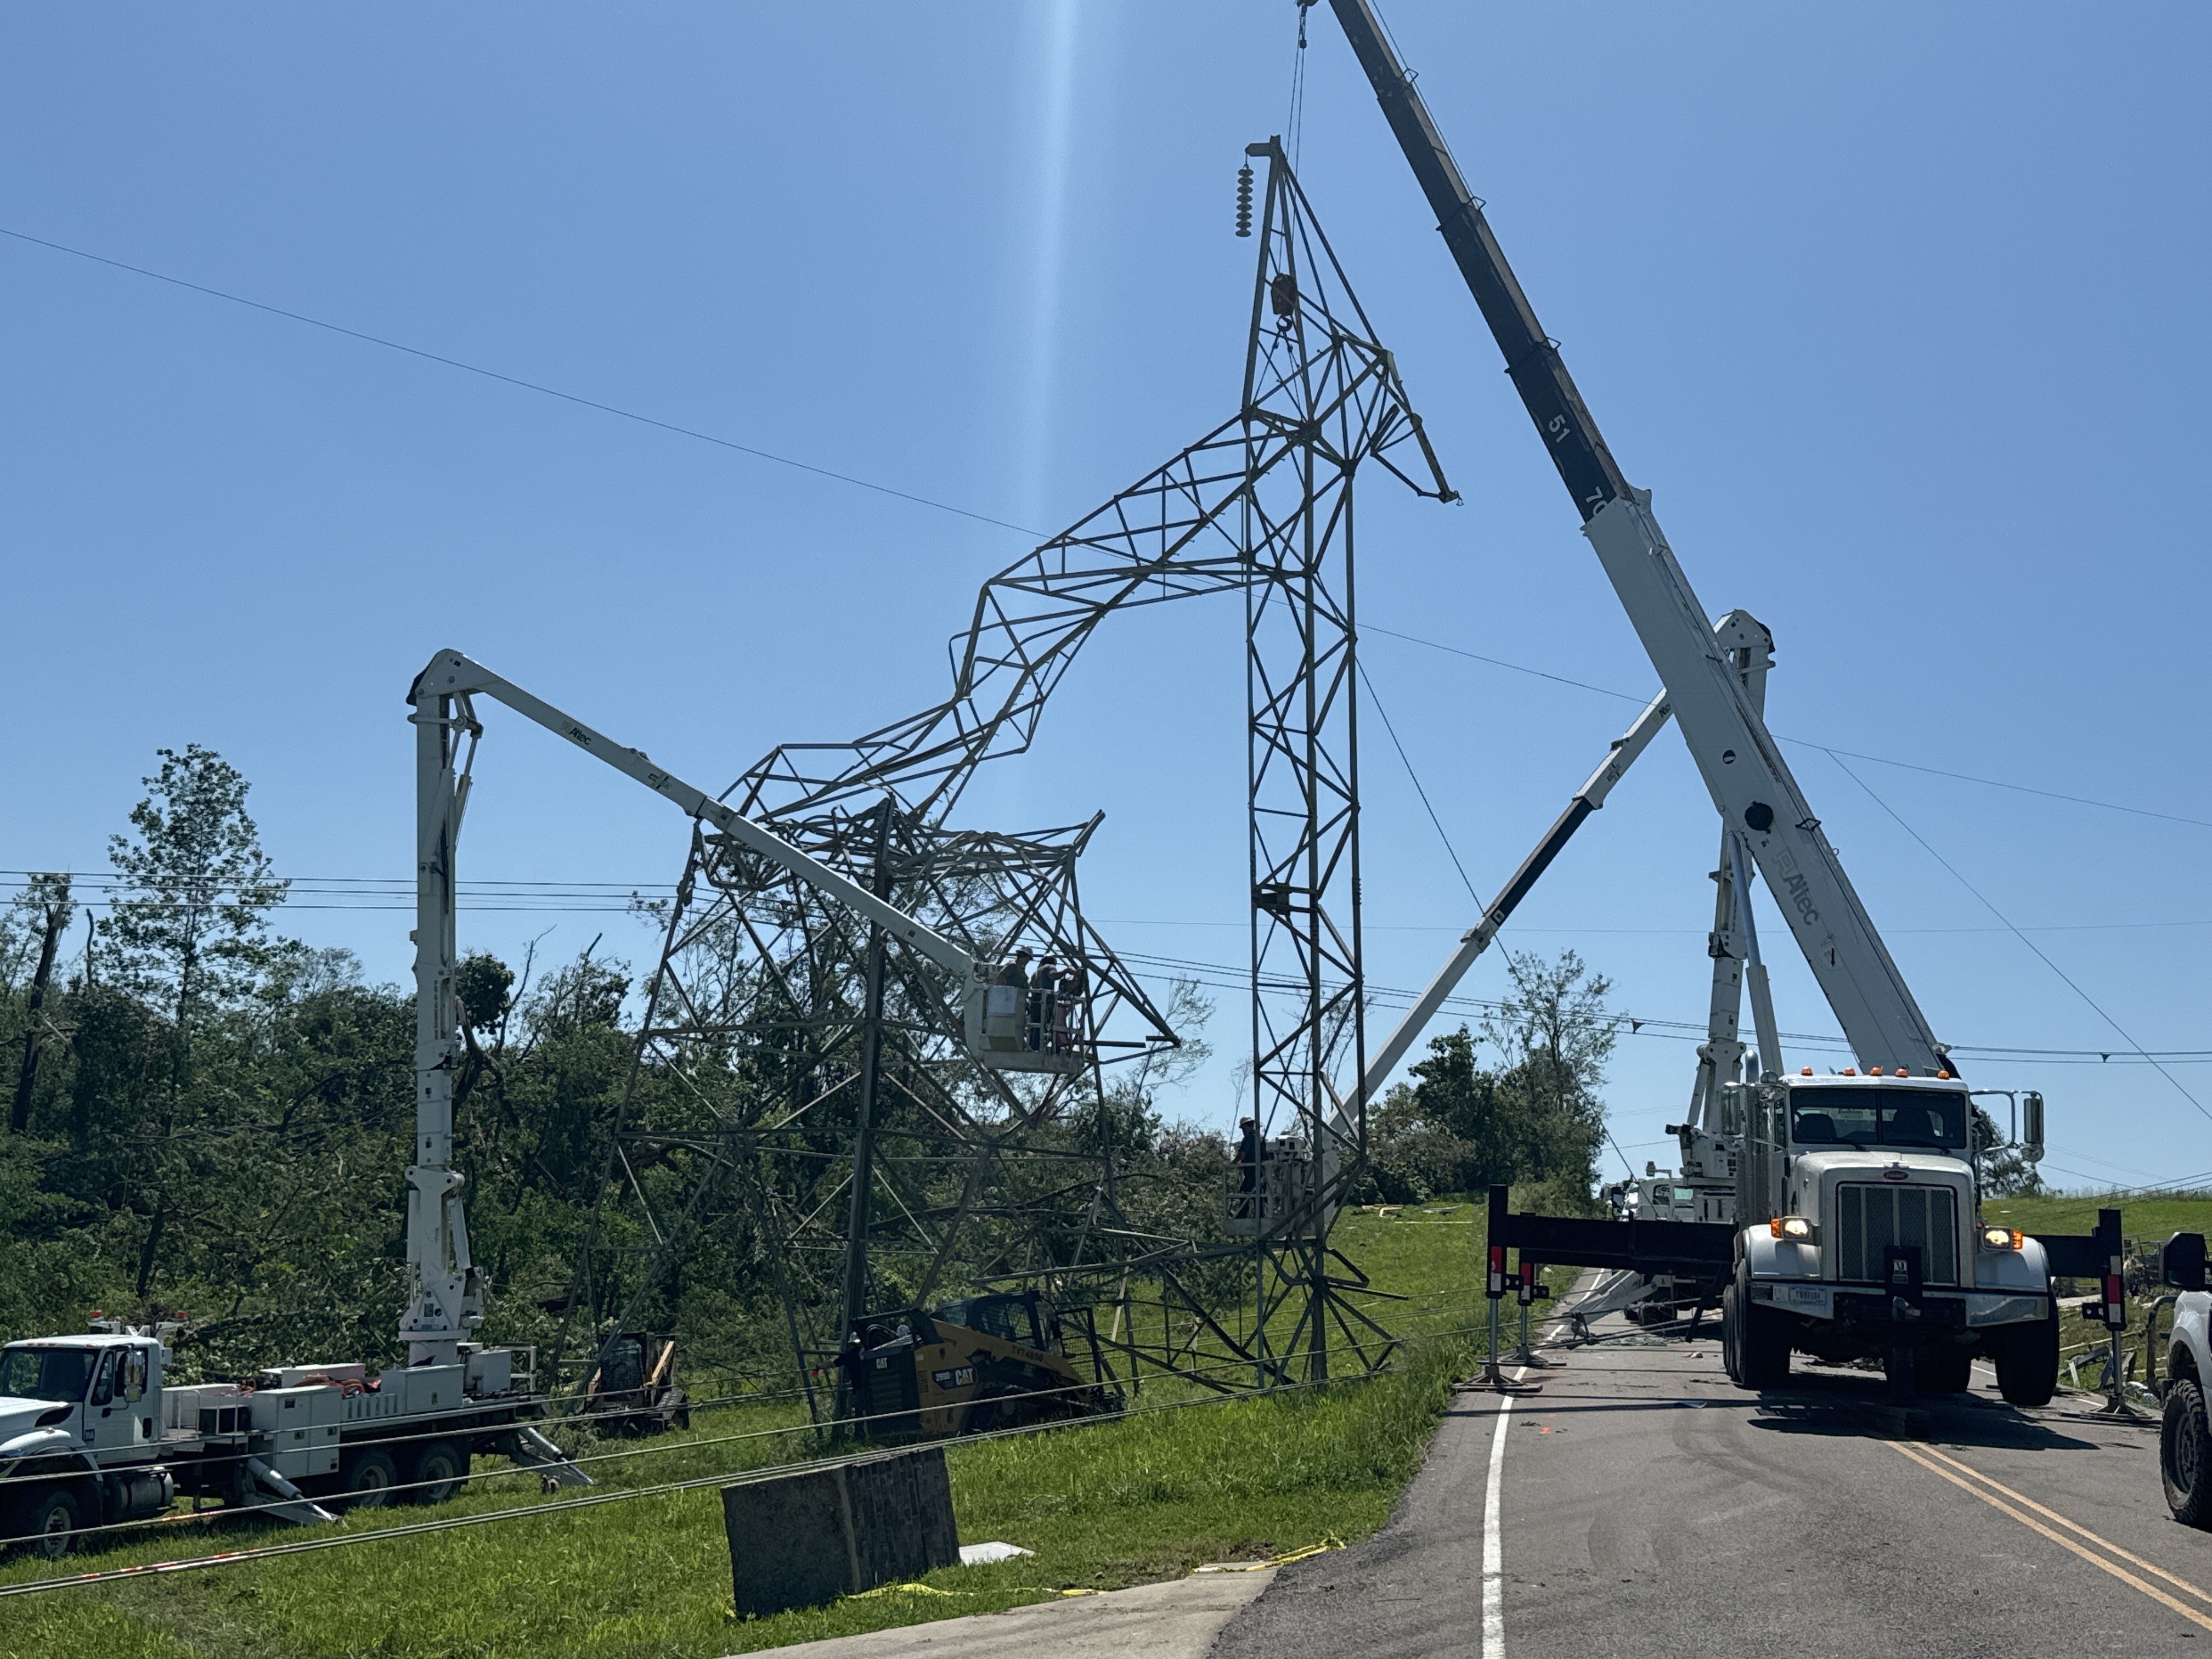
[[2019, 1091, 2044, 1164], [2163, 1232, 2209, 1291]]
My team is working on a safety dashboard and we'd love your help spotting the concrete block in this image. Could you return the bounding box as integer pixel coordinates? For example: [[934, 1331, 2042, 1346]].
[[723, 1446, 960, 1617]]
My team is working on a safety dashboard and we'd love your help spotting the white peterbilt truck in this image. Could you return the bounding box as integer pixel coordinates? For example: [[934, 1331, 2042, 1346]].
[[3, 651, 1042, 1561], [1722, 1072, 2062, 1400], [1325, 0, 2086, 1403]]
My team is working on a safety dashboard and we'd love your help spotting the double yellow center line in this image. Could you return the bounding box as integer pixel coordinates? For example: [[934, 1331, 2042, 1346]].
[[1887, 1441, 2212, 1632]]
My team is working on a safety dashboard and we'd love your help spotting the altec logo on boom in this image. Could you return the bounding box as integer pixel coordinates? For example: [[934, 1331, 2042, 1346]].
[[1761, 843, 1822, 930]]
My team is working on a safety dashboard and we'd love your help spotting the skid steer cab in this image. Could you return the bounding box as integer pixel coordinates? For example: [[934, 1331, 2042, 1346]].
[[583, 1333, 687, 1436], [838, 1291, 1109, 1443]]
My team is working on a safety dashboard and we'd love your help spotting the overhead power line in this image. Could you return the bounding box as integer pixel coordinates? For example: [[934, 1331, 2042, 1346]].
[[4, 225, 2196, 836], [1364, 623, 2212, 832], [1821, 749, 2212, 1123], [0, 224, 1041, 539]]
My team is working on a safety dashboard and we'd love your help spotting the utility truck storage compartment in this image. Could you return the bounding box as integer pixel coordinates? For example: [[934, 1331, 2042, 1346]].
[[249, 1386, 343, 1431], [163, 1382, 247, 1437], [250, 1386, 343, 1477], [464, 1347, 511, 1396], [403, 1364, 464, 1414]]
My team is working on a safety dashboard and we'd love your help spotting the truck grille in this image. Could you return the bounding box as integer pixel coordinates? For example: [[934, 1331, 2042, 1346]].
[[1836, 1183, 1958, 1285]]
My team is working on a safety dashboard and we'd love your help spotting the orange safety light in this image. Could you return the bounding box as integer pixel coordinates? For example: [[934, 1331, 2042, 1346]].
[[1800, 1067, 1814, 1076], [1841, 1068, 1857, 1076], [1937, 1069, 1951, 1080]]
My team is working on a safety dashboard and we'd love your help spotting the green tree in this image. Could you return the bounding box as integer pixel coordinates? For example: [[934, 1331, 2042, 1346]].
[[1363, 950, 1616, 1205], [1974, 1105, 2046, 1198], [105, 744, 289, 1079]]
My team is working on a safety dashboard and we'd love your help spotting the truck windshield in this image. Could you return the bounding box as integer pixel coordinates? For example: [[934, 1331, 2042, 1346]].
[[0, 1345, 94, 1403], [1790, 1087, 1968, 1150]]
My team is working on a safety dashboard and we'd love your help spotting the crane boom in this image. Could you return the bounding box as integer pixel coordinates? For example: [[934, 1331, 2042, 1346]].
[[1361, 690, 1671, 1099], [1327, 0, 1946, 1075], [402, 649, 978, 1364]]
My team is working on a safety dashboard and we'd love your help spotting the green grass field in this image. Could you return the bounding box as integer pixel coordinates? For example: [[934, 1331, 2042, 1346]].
[[1982, 1191, 2212, 1377], [1, 1204, 1515, 1659]]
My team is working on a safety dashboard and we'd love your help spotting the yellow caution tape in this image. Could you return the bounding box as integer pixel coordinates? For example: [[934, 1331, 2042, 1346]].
[[851, 1582, 966, 1600], [1194, 1536, 1346, 1573]]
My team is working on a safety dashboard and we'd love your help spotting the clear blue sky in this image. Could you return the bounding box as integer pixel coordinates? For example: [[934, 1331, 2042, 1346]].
[[3, 4, 2205, 1193]]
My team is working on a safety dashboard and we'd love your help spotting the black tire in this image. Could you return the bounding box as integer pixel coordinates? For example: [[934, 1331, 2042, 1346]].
[[408, 1440, 468, 1505], [2164, 1378, 2212, 1528], [12, 1486, 78, 1561], [1728, 1264, 1790, 1390], [341, 1446, 400, 1509], [1720, 1280, 1746, 1385], [1740, 1301, 1791, 1389], [1995, 1310, 2059, 1408], [1917, 1353, 1973, 1394]]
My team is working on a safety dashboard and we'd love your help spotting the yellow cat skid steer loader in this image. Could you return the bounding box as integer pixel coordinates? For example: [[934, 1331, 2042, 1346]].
[[839, 1291, 1114, 1443]]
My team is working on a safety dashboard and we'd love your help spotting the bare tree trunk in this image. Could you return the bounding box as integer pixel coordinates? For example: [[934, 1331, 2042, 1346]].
[[10, 894, 69, 1135]]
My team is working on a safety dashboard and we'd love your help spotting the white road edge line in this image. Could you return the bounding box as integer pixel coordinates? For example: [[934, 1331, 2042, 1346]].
[[1481, 1375, 1516, 1659], [1483, 1276, 1596, 1658]]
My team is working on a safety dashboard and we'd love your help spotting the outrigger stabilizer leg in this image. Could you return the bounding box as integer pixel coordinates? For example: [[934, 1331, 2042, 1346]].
[[1471, 1242, 1542, 1394], [1507, 1257, 1556, 1369]]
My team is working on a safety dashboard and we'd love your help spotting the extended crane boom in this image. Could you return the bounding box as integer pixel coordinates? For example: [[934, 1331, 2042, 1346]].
[[403, 649, 980, 1365], [1328, 0, 1946, 1076], [1361, 690, 1671, 1100]]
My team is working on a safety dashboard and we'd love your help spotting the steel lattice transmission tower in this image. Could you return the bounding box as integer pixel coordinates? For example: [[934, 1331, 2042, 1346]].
[[555, 137, 1452, 1404], [1238, 137, 1453, 1381]]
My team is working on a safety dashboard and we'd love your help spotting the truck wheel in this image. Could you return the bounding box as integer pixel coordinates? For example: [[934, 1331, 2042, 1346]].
[[13, 1487, 78, 1560], [341, 1446, 400, 1509], [1740, 1302, 1790, 1389], [1727, 1264, 1788, 1389], [408, 1441, 469, 1505], [1917, 1353, 1973, 1394], [1995, 1310, 2059, 1408], [1720, 1281, 1745, 1385], [2163, 1378, 2212, 1528]]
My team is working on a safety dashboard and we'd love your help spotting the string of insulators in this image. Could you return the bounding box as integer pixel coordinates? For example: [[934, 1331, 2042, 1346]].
[[1235, 165, 1254, 237]]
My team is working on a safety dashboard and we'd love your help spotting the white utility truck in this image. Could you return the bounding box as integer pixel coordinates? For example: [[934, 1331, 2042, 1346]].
[[0, 1328, 579, 1558], [1722, 1073, 2059, 1399], [1328, 0, 2088, 1402], [2151, 1233, 2212, 1523], [2, 651, 1049, 1562]]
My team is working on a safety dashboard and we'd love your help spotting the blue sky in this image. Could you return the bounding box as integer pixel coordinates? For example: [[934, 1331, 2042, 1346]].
[[3, 3, 2205, 1193]]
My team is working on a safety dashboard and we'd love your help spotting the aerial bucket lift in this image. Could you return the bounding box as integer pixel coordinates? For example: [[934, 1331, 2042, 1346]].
[[404, 651, 1096, 1364]]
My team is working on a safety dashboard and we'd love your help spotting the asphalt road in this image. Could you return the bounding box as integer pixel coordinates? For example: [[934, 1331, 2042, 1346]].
[[1212, 1299, 2207, 1658]]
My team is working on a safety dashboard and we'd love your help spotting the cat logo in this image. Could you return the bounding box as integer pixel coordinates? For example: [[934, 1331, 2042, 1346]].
[[932, 1366, 975, 1389]]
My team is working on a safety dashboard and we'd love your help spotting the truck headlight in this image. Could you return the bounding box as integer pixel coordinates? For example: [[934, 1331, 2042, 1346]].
[[1769, 1216, 1816, 1243], [1980, 1226, 2024, 1251]]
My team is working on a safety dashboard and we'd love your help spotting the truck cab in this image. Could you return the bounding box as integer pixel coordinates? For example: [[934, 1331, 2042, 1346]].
[[0, 1335, 167, 1462], [0, 1334, 178, 1557], [1723, 1072, 2058, 1402]]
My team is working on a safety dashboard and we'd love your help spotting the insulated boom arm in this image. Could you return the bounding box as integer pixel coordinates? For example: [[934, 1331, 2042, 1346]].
[[1329, 1, 1946, 1075], [1362, 691, 1671, 1099], [402, 649, 977, 1365], [411, 651, 976, 978]]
